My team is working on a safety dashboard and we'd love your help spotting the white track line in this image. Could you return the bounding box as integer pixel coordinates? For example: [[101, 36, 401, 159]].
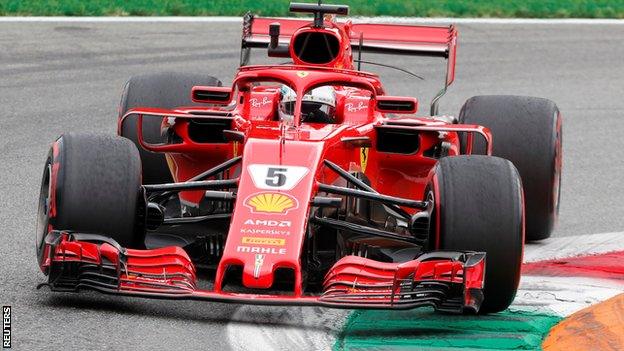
[[0, 16, 623, 25], [514, 276, 624, 317], [226, 231, 624, 350], [524, 231, 624, 263], [517, 231, 624, 317], [0, 16, 243, 22], [227, 306, 349, 351]]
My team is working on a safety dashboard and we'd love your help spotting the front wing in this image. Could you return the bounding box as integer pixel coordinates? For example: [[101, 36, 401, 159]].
[[38, 231, 485, 313]]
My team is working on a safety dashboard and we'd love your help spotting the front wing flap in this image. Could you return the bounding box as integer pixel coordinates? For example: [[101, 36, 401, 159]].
[[39, 231, 485, 313], [321, 252, 485, 313]]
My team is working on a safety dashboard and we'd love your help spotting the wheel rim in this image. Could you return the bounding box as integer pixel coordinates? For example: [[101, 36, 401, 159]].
[[36, 162, 52, 273]]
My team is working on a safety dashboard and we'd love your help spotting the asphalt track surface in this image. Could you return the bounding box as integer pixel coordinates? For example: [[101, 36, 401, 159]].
[[0, 21, 623, 350]]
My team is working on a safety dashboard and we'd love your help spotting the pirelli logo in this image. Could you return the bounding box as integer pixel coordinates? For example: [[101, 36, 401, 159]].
[[241, 237, 285, 246]]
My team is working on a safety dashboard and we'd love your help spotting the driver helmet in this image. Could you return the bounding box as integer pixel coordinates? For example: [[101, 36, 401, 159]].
[[278, 85, 336, 124]]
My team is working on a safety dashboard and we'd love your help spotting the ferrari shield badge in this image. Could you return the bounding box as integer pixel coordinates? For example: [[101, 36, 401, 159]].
[[233, 141, 239, 156], [360, 147, 369, 172], [296, 71, 309, 78]]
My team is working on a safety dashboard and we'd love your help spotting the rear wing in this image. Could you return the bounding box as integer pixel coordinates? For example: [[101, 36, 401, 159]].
[[240, 14, 457, 115]]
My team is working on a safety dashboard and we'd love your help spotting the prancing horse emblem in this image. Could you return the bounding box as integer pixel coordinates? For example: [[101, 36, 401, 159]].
[[360, 147, 369, 172], [254, 254, 266, 278]]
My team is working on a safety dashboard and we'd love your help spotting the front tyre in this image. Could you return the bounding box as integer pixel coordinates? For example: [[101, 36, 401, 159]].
[[36, 133, 143, 273], [430, 155, 524, 313]]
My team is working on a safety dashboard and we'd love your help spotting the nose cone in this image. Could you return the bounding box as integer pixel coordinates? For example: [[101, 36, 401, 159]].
[[216, 138, 324, 293], [239, 246, 287, 289]]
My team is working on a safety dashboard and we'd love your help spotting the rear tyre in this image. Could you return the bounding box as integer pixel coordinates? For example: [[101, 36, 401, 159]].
[[119, 72, 222, 184], [430, 155, 524, 313], [36, 133, 143, 272], [458, 95, 562, 241]]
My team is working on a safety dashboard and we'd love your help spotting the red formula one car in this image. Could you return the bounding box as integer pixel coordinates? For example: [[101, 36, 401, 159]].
[[35, 2, 562, 314]]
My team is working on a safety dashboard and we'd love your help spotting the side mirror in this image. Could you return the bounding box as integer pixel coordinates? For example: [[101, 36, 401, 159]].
[[375, 96, 418, 114], [191, 86, 233, 104]]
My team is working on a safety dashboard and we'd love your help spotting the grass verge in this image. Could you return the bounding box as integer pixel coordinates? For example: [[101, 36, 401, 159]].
[[0, 0, 623, 18], [334, 308, 562, 350]]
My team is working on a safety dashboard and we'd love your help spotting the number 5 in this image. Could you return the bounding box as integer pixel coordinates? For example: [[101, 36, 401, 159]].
[[266, 167, 287, 187]]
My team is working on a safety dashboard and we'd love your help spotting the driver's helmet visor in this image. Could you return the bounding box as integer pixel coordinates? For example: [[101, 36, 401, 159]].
[[280, 101, 335, 118]]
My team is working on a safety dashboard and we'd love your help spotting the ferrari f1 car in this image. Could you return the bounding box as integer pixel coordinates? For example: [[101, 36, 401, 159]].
[[36, 2, 562, 314]]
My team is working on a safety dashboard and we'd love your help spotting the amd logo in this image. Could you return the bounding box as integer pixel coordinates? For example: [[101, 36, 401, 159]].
[[244, 219, 291, 227]]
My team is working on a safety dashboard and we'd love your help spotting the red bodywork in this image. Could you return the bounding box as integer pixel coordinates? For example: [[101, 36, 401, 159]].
[[40, 9, 491, 313]]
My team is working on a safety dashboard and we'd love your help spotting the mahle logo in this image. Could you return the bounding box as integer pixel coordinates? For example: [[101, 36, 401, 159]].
[[245, 192, 297, 214], [236, 246, 286, 255]]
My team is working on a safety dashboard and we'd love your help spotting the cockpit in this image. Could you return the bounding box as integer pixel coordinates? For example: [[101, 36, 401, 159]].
[[220, 65, 384, 126]]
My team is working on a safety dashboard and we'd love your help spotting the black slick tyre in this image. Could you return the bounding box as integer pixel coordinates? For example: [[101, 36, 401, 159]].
[[430, 155, 524, 313], [118, 72, 222, 184], [36, 133, 143, 273], [458, 95, 562, 241]]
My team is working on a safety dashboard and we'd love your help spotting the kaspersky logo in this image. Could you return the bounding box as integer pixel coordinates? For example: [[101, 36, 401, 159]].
[[244, 192, 297, 214]]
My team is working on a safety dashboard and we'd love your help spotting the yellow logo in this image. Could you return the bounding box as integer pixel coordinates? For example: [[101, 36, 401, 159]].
[[296, 71, 309, 78], [242, 237, 286, 246], [245, 192, 297, 214], [360, 147, 369, 172], [233, 141, 239, 156]]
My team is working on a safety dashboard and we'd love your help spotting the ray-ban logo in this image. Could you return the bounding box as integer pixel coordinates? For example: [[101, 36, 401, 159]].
[[2, 306, 10, 348]]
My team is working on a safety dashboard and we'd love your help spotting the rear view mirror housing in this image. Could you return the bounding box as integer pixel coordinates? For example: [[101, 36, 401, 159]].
[[191, 86, 233, 104], [376, 96, 418, 114]]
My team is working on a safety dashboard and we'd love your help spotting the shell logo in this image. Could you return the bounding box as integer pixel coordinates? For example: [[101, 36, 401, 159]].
[[245, 192, 297, 214]]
